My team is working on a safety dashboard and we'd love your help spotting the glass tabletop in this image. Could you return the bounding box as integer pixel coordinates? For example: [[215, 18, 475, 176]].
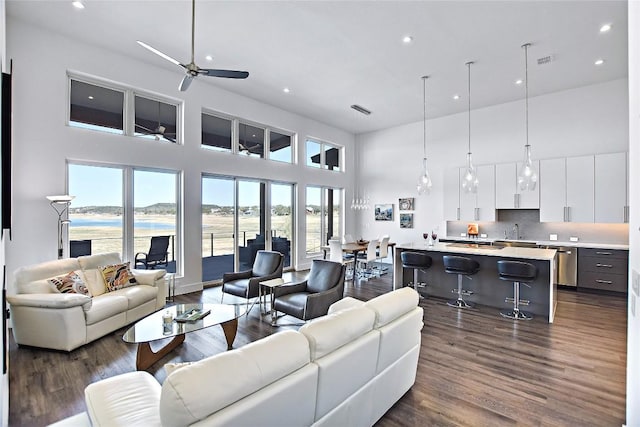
[[123, 303, 247, 344]]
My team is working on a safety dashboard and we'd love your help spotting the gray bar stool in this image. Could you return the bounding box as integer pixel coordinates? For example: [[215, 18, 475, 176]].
[[443, 255, 480, 309], [400, 252, 432, 298], [497, 260, 537, 320]]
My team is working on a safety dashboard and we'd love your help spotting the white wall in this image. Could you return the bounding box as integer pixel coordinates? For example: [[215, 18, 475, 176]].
[[5, 17, 355, 293], [626, 1, 639, 425], [355, 78, 629, 241]]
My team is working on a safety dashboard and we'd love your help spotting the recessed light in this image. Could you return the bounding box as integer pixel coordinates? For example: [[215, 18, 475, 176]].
[[453, 94, 460, 100], [72, 1, 85, 9], [595, 59, 605, 66], [283, 87, 290, 93], [205, 55, 213, 61], [515, 79, 523, 85], [402, 36, 413, 44], [600, 24, 612, 33], [88, 96, 94, 100]]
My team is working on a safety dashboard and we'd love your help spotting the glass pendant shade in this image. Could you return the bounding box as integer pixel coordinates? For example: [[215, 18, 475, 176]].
[[417, 157, 432, 195], [517, 43, 537, 191], [461, 153, 479, 194], [518, 144, 538, 191]]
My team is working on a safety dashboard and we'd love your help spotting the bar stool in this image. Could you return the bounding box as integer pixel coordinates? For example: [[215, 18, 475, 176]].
[[400, 252, 432, 298], [443, 255, 480, 309], [497, 260, 537, 320]]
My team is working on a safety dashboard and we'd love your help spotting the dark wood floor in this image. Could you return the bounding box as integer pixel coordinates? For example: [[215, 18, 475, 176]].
[[8, 273, 627, 427]]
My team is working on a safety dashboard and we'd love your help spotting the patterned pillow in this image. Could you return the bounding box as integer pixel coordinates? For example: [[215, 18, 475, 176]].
[[100, 262, 137, 292], [48, 271, 90, 296]]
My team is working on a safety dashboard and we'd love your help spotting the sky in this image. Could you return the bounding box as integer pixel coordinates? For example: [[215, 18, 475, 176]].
[[69, 164, 295, 207]]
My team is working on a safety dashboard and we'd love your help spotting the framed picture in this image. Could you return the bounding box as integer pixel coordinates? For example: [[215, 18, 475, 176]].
[[400, 213, 413, 228], [399, 197, 414, 211], [374, 204, 394, 221]]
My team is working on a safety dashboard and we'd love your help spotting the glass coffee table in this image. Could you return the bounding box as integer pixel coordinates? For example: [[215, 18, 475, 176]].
[[123, 303, 247, 370]]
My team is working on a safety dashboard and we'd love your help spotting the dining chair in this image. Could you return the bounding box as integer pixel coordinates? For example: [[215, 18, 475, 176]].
[[356, 239, 379, 280], [375, 235, 391, 275], [329, 239, 354, 280]]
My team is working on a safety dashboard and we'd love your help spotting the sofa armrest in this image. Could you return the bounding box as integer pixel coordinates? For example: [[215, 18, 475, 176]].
[[222, 270, 252, 283], [130, 269, 166, 287], [328, 296, 365, 314], [85, 371, 162, 427], [7, 293, 92, 310]]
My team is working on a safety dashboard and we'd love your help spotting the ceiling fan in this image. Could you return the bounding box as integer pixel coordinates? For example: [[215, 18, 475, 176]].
[[134, 102, 177, 142], [137, 0, 249, 92]]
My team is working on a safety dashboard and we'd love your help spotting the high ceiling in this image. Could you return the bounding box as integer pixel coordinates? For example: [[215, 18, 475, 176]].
[[6, 0, 628, 134]]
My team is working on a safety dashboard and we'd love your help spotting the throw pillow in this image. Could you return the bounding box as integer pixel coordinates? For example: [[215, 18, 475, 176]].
[[48, 271, 90, 296], [100, 262, 137, 292]]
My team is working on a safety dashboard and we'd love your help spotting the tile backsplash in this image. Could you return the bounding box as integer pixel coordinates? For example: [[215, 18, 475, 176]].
[[446, 209, 629, 244]]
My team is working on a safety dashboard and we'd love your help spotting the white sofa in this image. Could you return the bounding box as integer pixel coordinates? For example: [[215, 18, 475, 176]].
[[8, 252, 166, 352], [76, 287, 423, 427]]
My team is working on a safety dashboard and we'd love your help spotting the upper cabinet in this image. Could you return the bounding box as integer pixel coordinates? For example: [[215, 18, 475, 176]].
[[495, 161, 540, 209], [459, 165, 496, 221], [443, 167, 461, 220], [594, 152, 628, 223], [540, 155, 594, 222]]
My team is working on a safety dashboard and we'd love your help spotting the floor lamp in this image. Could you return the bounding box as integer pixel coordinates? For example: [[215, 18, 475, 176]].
[[46, 195, 75, 259]]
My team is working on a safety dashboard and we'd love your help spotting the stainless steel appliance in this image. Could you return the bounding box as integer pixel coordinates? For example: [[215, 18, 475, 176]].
[[543, 246, 577, 287]]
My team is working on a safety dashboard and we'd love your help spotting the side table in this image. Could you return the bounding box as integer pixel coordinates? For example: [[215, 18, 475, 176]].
[[259, 278, 287, 326], [165, 273, 176, 303]]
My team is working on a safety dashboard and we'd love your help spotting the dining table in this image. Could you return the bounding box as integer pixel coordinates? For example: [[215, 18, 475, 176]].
[[321, 240, 396, 261]]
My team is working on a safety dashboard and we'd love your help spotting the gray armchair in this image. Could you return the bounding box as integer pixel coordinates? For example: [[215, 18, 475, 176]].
[[222, 250, 284, 306], [273, 260, 345, 321]]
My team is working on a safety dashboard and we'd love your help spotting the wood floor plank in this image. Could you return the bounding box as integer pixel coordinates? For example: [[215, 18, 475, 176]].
[[7, 273, 627, 426]]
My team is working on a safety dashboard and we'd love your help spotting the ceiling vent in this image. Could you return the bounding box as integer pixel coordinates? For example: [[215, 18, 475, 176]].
[[351, 104, 372, 115], [537, 55, 554, 65]]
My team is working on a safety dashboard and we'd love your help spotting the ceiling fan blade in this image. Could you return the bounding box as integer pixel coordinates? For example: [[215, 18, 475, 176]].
[[134, 123, 155, 133], [137, 41, 184, 68], [201, 69, 249, 79], [179, 74, 195, 91]]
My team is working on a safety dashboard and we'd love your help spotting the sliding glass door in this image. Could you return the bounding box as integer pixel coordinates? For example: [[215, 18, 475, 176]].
[[202, 176, 294, 282]]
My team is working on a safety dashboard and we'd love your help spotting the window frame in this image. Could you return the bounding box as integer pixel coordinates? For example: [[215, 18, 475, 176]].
[[305, 137, 343, 172], [305, 185, 344, 257], [67, 72, 183, 145]]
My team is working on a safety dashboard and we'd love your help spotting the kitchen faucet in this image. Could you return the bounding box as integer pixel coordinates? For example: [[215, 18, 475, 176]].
[[513, 223, 520, 240]]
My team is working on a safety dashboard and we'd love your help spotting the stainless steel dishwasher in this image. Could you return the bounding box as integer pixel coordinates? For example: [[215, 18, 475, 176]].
[[543, 246, 577, 287]]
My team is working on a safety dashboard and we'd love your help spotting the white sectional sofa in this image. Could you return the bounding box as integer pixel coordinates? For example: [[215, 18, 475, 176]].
[[76, 287, 423, 427], [8, 252, 166, 351]]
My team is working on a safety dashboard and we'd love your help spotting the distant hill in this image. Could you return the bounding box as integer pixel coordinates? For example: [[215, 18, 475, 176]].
[[72, 203, 297, 216]]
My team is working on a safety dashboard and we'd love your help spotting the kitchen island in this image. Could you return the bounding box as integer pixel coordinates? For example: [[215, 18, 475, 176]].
[[394, 242, 558, 322]]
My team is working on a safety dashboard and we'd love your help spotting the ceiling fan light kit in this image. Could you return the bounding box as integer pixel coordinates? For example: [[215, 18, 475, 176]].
[[137, 0, 249, 92], [517, 43, 538, 191]]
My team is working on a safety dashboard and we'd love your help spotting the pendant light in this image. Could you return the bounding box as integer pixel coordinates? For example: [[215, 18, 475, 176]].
[[517, 43, 538, 191], [351, 141, 369, 210], [417, 75, 432, 195], [461, 61, 478, 194]]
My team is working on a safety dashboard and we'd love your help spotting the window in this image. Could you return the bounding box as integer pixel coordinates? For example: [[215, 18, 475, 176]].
[[306, 186, 343, 256], [201, 110, 294, 163], [68, 162, 181, 273], [269, 131, 292, 163], [134, 96, 178, 143], [68, 75, 181, 144], [70, 80, 124, 134], [306, 139, 342, 171], [202, 112, 232, 152], [69, 164, 124, 256], [239, 122, 265, 158], [306, 140, 321, 168]]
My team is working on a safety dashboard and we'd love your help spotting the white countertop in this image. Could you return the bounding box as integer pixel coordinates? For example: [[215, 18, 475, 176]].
[[397, 242, 557, 261], [441, 236, 629, 250]]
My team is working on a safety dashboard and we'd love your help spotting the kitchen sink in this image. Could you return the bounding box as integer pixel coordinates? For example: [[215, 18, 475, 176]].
[[492, 240, 539, 248]]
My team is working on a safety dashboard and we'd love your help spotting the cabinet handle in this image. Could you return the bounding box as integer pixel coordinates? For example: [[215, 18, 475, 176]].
[[563, 206, 567, 222], [566, 206, 571, 222], [595, 251, 612, 255], [457, 207, 460, 221], [474, 207, 479, 221], [595, 279, 613, 285], [596, 263, 613, 268], [624, 206, 629, 223]]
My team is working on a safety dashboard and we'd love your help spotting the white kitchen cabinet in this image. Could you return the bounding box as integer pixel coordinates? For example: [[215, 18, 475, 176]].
[[495, 161, 540, 209], [459, 165, 496, 221], [443, 167, 460, 220], [594, 152, 628, 223], [540, 155, 594, 222]]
